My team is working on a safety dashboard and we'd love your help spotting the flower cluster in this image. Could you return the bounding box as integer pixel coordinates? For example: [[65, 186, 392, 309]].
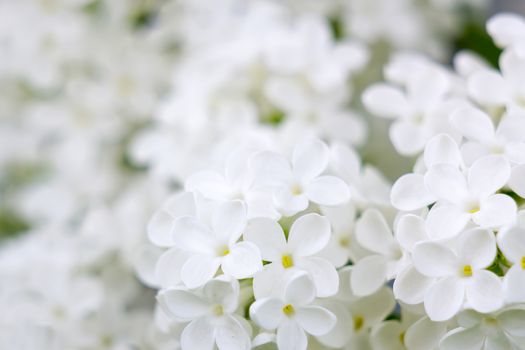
[[142, 11, 525, 350], [6, 0, 525, 350]]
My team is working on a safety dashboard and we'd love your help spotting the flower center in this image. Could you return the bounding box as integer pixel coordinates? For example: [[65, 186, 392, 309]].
[[282, 254, 294, 268], [467, 204, 480, 214], [213, 304, 224, 316], [399, 332, 405, 345], [521, 256, 525, 270], [353, 315, 364, 331], [290, 183, 303, 195], [217, 245, 230, 257], [462, 265, 473, 277], [282, 304, 295, 316], [339, 236, 350, 247]]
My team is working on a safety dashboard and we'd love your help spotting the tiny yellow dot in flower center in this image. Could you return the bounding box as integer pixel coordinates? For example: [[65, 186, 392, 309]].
[[282, 304, 295, 316], [463, 265, 473, 277], [521, 256, 525, 270], [290, 184, 303, 195], [353, 316, 364, 331], [468, 206, 480, 214], [339, 236, 350, 247], [213, 304, 224, 316], [217, 245, 230, 257], [282, 254, 294, 268]]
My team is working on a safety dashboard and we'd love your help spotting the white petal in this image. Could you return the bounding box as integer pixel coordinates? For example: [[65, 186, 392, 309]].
[[487, 13, 525, 48], [292, 138, 329, 182], [172, 217, 214, 254], [405, 316, 447, 350], [499, 308, 525, 337], [467, 70, 508, 106], [250, 298, 284, 330], [497, 225, 525, 263], [203, 279, 239, 312], [148, 191, 196, 247], [412, 242, 457, 277], [466, 270, 503, 313], [296, 306, 336, 336], [273, 188, 309, 217], [424, 277, 464, 321], [424, 133, 462, 169], [505, 142, 525, 164], [407, 66, 449, 110], [449, 107, 495, 143], [185, 171, 230, 200], [181, 255, 221, 289], [296, 257, 339, 298], [134, 245, 163, 287], [244, 218, 287, 262], [460, 141, 490, 166], [391, 174, 435, 211], [350, 286, 396, 325], [156, 247, 189, 288], [355, 209, 396, 255], [474, 193, 517, 228], [157, 289, 209, 320], [222, 242, 262, 279], [284, 272, 316, 306], [212, 200, 247, 244], [389, 121, 427, 156], [304, 176, 350, 206], [424, 164, 468, 203], [370, 320, 404, 350], [314, 300, 352, 348], [503, 265, 525, 303], [496, 111, 525, 142], [288, 213, 331, 257], [393, 266, 433, 305], [456, 228, 496, 269], [509, 164, 525, 198], [439, 327, 485, 350], [180, 318, 215, 350], [330, 142, 361, 181], [395, 214, 428, 252], [250, 151, 292, 188], [215, 316, 251, 350], [253, 263, 287, 300], [276, 320, 307, 350], [362, 83, 409, 119], [426, 204, 471, 240], [350, 255, 387, 296], [467, 155, 510, 197]]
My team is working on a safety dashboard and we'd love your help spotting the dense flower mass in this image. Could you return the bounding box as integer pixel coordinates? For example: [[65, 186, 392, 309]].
[[2, 0, 525, 349]]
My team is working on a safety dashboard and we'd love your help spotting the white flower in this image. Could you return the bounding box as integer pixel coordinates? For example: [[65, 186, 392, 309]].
[[450, 106, 525, 166], [317, 202, 370, 268], [249, 272, 336, 350], [158, 278, 251, 350], [315, 267, 395, 349], [362, 62, 456, 155], [440, 308, 525, 350], [424, 155, 516, 239], [468, 49, 525, 110], [412, 228, 503, 321], [351, 209, 407, 296], [251, 138, 350, 216], [185, 147, 279, 220], [169, 199, 262, 288], [497, 211, 525, 303], [244, 213, 339, 298]]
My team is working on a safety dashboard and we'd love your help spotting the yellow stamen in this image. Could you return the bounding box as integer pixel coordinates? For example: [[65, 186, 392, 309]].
[[213, 304, 224, 316], [463, 265, 473, 277], [282, 254, 294, 268], [217, 245, 230, 257], [353, 315, 364, 331], [282, 304, 295, 316], [468, 206, 480, 214], [521, 256, 525, 270], [339, 236, 350, 247], [399, 332, 405, 345], [291, 184, 302, 195]]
